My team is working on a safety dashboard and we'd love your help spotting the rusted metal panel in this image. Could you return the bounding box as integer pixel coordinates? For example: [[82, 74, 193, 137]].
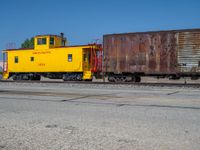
[[103, 29, 200, 74], [177, 31, 200, 72], [103, 31, 177, 74]]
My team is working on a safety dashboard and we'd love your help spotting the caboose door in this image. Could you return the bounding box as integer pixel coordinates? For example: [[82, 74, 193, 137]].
[[83, 49, 91, 71], [82, 49, 93, 80]]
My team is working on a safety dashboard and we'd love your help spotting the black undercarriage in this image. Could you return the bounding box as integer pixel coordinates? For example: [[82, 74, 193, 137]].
[[8, 72, 200, 82], [9, 72, 83, 81]]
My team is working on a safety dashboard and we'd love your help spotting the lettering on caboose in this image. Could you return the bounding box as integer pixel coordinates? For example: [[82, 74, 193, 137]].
[[38, 63, 45, 66], [33, 51, 51, 55]]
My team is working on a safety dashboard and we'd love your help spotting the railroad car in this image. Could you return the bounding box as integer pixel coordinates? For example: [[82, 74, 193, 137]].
[[103, 29, 200, 82], [2, 33, 102, 81]]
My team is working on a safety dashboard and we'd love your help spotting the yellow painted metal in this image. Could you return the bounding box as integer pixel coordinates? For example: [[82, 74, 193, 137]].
[[2, 72, 9, 79], [2, 35, 99, 80], [34, 35, 66, 50], [83, 71, 92, 80], [82, 50, 92, 79], [6, 47, 83, 72]]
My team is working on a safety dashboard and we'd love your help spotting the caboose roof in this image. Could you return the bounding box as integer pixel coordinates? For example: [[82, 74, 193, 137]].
[[34, 34, 62, 38], [2, 44, 101, 52]]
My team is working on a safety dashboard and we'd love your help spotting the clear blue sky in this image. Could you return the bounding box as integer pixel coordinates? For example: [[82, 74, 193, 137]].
[[0, 0, 200, 60]]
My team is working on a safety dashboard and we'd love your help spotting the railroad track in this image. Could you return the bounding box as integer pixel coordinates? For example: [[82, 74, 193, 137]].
[[0, 80, 200, 88]]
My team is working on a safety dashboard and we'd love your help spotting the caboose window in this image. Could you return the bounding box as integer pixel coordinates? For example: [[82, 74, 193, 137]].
[[14, 56, 18, 63], [68, 54, 72, 62], [50, 37, 54, 45], [37, 38, 46, 45], [30, 57, 34, 62]]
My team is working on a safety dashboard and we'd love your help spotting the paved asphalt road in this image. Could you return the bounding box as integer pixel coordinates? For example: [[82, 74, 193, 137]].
[[0, 83, 200, 150]]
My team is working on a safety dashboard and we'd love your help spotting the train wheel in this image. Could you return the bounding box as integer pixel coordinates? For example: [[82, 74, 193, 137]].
[[32, 75, 41, 81], [108, 76, 115, 82], [63, 73, 83, 81], [12, 75, 17, 80], [133, 76, 141, 82], [76, 74, 83, 81]]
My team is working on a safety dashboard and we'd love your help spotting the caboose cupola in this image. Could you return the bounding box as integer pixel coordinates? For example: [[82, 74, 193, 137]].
[[34, 33, 67, 50]]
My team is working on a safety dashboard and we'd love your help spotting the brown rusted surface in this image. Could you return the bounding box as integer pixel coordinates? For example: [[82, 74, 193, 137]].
[[103, 29, 200, 74]]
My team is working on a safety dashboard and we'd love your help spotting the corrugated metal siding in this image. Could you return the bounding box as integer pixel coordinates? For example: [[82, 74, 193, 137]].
[[177, 31, 200, 72]]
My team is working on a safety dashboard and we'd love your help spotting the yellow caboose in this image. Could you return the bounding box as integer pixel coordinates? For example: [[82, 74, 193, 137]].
[[2, 33, 102, 81]]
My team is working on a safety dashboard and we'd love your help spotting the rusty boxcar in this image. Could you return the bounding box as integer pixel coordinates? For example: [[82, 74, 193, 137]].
[[103, 29, 200, 82]]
